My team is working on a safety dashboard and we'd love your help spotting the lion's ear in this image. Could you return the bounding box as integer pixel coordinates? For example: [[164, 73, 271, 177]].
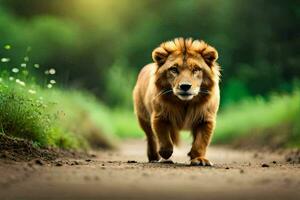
[[152, 47, 169, 66], [202, 46, 218, 67]]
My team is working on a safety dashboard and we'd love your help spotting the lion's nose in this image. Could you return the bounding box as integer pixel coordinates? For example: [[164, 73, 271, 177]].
[[179, 83, 192, 91]]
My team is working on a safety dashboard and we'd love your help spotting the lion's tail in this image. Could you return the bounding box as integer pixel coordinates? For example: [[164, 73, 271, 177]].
[[170, 130, 180, 146]]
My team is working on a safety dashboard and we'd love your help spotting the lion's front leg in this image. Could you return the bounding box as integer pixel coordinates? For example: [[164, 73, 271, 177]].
[[189, 120, 215, 166], [151, 114, 173, 160]]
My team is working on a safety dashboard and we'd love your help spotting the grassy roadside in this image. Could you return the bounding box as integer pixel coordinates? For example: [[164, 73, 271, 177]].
[[0, 44, 119, 150], [1, 75, 299, 149], [214, 90, 300, 148], [0, 80, 117, 149], [107, 90, 300, 148], [1, 46, 298, 150]]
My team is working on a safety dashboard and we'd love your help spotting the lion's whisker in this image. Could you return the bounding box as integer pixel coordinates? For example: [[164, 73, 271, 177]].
[[155, 89, 173, 99], [199, 89, 210, 94]]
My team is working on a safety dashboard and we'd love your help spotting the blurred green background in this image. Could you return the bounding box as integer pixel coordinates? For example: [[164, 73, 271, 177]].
[[0, 0, 299, 148]]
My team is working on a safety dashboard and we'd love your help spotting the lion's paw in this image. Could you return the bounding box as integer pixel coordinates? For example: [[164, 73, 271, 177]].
[[159, 148, 173, 160], [190, 157, 213, 166]]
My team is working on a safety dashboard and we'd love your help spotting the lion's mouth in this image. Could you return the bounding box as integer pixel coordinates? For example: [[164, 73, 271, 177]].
[[176, 92, 194, 100], [178, 92, 192, 96]]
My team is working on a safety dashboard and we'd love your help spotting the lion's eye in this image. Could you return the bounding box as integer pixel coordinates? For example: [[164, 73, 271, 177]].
[[192, 68, 202, 74], [169, 67, 179, 74]]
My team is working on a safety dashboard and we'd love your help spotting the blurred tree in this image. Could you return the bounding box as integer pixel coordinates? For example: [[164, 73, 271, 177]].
[[0, 0, 298, 108]]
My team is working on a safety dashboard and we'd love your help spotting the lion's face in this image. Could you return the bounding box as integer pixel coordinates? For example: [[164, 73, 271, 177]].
[[152, 38, 219, 101], [164, 56, 204, 100]]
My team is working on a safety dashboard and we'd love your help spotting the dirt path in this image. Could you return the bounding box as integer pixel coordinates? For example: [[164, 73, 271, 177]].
[[0, 140, 300, 200]]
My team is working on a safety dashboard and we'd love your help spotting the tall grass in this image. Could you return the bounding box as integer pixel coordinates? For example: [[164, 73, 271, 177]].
[[214, 90, 300, 147], [0, 45, 116, 149], [111, 109, 142, 138]]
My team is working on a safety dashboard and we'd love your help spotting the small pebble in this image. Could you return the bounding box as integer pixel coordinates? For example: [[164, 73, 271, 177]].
[[56, 162, 63, 167], [74, 161, 80, 165], [35, 159, 44, 166], [127, 160, 137, 163], [261, 163, 270, 167]]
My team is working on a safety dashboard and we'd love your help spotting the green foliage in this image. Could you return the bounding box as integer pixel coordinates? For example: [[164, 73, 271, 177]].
[[0, 0, 299, 149], [103, 58, 135, 108], [111, 109, 142, 138], [42, 89, 117, 148], [0, 84, 52, 146], [0, 77, 116, 149], [214, 89, 300, 147], [221, 79, 251, 106], [0, 0, 298, 108], [0, 46, 116, 149]]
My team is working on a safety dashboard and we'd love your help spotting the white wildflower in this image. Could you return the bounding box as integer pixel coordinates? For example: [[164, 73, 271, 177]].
[[12, 68, 19, 73], [1, 58, 10, 63], [47, 84, 53, 89], [21, 63, 26, 68], [49, 68, 56, 75], [9, 77, 14, 81], [16, 79, 26, 86], [50, 80, 56, 84]]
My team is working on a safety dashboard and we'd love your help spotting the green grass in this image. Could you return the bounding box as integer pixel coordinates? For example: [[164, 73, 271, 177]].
[[213, 90, 300, 147], [111, 109, 142, 138], [108, 89, 300, 148], [0, 45, 119, 149], [0, 80, 117, 149], [42, 89, 118, 148]]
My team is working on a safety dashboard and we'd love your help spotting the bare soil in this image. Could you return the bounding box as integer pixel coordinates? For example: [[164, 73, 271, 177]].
[[0, 134, 93, 162], [0, 139, 300, 200]]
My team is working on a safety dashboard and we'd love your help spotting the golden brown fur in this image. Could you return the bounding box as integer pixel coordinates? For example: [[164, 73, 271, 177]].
[[133, 38, 221, 165]]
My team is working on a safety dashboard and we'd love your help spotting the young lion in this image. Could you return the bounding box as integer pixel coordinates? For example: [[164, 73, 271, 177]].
[[133, 38, 220, 166]]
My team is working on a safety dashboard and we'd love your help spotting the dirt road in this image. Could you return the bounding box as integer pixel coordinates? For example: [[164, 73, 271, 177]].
[[0, 140, 300, 200]]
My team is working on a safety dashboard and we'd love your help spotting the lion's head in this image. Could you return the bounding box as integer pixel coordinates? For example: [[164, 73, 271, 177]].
[[152, 38, 220, 101]]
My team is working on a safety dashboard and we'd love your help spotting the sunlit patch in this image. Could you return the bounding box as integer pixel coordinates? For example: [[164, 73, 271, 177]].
[[21, 63, 27, 68], [16, 79, 26, 86], [24, 56, 29, 62], [34, 64, 40, 68], [12, 68, 19, 73], [28, 89, 36, 94], [4, 44, 11, 50], [1, 58, 10, 63], [9, 76, 14, 81], [47, 84, 53, 89]]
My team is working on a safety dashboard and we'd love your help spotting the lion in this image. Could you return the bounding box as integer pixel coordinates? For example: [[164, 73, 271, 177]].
[[133, 38, 220, 166]]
